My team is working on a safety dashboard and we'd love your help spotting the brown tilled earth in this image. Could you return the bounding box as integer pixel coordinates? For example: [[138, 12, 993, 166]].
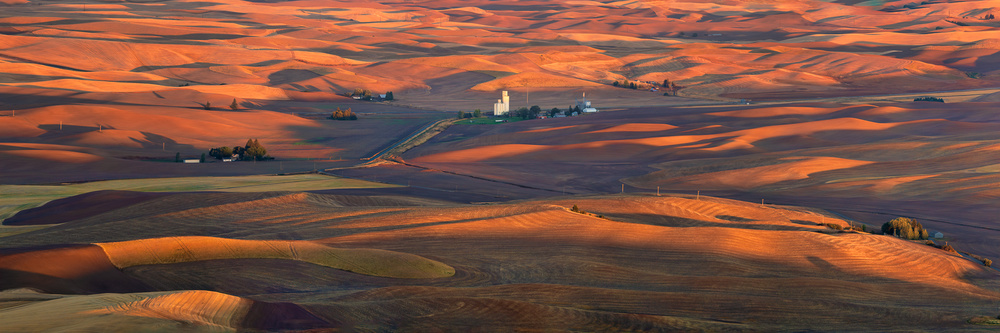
[[3, 0, 1000, 331]]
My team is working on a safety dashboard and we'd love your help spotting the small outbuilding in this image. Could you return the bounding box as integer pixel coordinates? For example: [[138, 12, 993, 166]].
[[934, 232, 944, 239], [183, 159, 200, 164]]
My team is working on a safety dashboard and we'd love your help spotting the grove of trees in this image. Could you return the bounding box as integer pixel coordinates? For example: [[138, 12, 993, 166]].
[[512, 106, 542, 119], [209, 138, 271, 161], [882, 217, 928, 240], [914, 96, 944, 102], [331, 107, 358, 120]]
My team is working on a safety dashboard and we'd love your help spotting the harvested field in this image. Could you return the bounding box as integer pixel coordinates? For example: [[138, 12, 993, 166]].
[[1, 191, 998, 331]]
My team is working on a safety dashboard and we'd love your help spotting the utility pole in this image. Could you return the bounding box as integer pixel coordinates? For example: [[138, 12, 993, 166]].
[[621, 183, 624, 193], [656, 186, 659, 196], [697, 190, 700, 200]]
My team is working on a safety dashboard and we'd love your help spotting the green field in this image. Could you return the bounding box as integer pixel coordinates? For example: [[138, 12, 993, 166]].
[[0, 174, 396, 223], [454, 117, 524, 125]]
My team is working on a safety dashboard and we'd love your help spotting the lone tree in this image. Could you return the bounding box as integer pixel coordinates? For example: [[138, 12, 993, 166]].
[[882, 217, 928, 240], [175, 152, 181, 163], [199, 153, 206, 163], [663, 79, 670, 88], [385, 91, 394, 101], [229, 99, 239, 111], [529, 105, 542, 118], [203, 101, 212, 110]]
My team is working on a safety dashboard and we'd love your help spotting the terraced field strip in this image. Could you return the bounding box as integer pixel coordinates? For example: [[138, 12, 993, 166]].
[[0, 174, 396, 223]]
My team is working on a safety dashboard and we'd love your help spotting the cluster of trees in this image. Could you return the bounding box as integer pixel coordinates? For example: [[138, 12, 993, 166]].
[[349, 89, 394, 101], [611, 79, 678, 95], [512, 105, 544, 119], [984, 13, 995, 20], [914, 96, 944, 102], [208, 138, 270, 161], [457, 109, 483, 119], [612, 80, 641, 90], [202, 99, 241, 111], [489, 106, 582, 120], [331, 107, 358, 120], [662, 79, 678, 96], [351, 88, 373, 100], [882, 217, 928, 240]]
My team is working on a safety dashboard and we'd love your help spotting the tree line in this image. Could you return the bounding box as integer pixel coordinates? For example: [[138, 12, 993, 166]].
[[208, 138, 271, 161], [612, 79, 678, 95]]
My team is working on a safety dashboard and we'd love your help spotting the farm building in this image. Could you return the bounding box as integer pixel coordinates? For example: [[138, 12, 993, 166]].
[[576, 93, 598, 113], [493, 91, 510, 116]]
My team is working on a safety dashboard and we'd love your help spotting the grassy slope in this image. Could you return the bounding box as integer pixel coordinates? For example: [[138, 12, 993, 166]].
[[0, 173, 395, 223]]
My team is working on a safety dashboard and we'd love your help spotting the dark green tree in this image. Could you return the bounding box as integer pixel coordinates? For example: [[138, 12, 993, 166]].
[[385, 91, 394, 101], [209, 146, 233, 159], [613, 81, 619, 87], [457, 110, 466, 119], [229, 99, 239, 111], [199, 153, 206, 163], [204, 101, 212, 110], [663, 79, 670, 87], [529, 105, 541, 118], [914, 96, 944, 102], [515, 107, 530, 119], [175, 152, 181, 163], [549, 107, 560, 117], [473, 109, 482, 118]]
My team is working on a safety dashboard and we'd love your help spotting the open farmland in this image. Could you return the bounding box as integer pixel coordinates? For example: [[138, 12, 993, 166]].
[[2, 191, 999, 331], [3, 0, 1000, 330]]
